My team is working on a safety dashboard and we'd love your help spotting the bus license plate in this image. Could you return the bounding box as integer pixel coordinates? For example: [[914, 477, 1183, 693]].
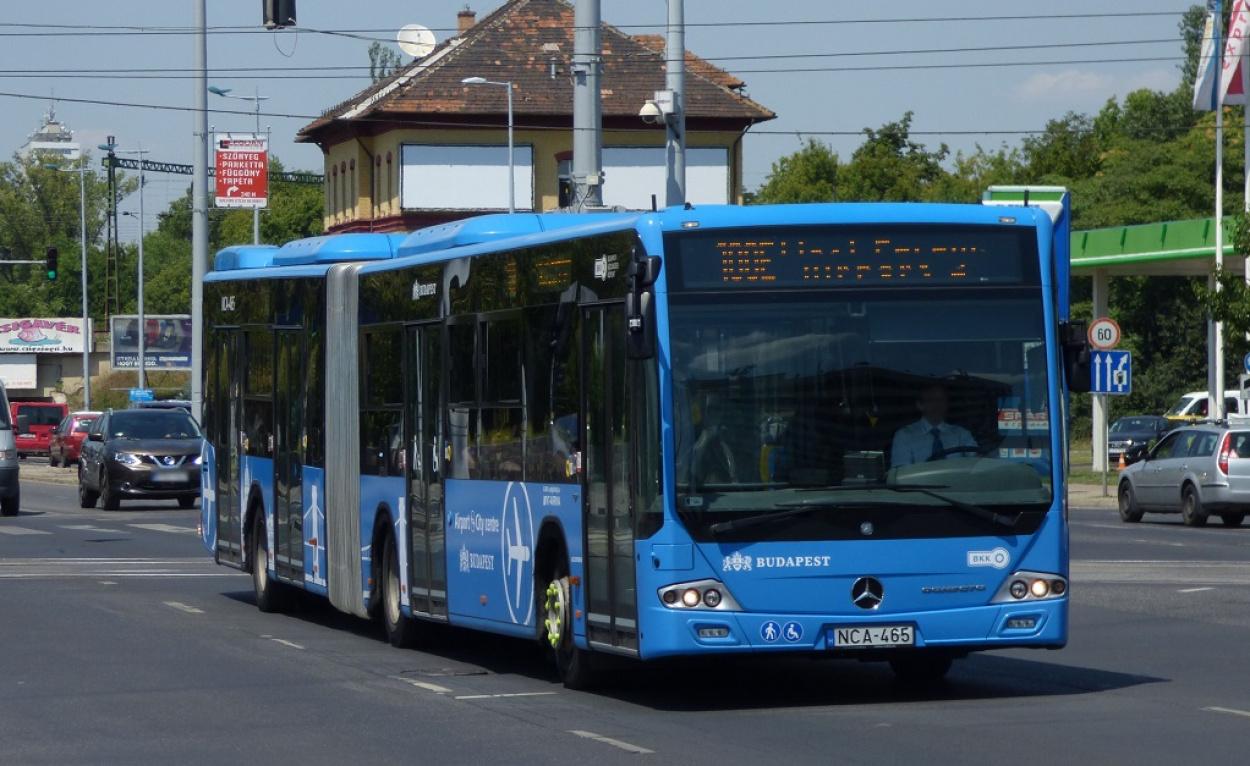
[[829, 625, 914, 648]]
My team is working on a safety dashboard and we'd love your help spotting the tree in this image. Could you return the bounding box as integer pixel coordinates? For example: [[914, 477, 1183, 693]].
[[752, 138, 838, 204], [369, 42, 403, 84], [836, 112, 950, 202]]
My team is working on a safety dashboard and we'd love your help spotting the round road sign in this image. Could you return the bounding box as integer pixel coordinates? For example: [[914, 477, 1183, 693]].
[[1088, 318, 1121, 350]]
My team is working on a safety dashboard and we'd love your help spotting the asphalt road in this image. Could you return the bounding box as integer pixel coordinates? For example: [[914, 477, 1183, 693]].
[[4, 474, 1250, 765]]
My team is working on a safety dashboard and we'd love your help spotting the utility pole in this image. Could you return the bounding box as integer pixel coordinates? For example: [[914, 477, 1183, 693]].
[[192, 0, 209, 422], [665, 0, 686, 207], [571, 0, 604, 210]]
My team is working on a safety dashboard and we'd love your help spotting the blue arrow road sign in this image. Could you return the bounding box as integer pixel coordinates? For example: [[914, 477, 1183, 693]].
[[1091, 351, 1131, 395]]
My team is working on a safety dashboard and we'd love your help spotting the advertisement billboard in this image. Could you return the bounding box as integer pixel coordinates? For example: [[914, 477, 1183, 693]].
[[110, 315, 192, 371], [0, 317, 89, 354], [214, 133, 268, 209]]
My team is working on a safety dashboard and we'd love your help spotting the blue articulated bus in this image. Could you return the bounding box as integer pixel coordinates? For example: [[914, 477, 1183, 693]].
[[200, 186, 1090, 687]]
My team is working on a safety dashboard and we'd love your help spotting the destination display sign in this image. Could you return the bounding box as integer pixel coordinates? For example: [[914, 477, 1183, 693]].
[[666, 225, 1036, 290]]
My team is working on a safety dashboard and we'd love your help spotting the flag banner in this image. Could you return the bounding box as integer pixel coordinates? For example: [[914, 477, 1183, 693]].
[[1220, 0, 1250, 105], [1195, 12, 1219, 110]]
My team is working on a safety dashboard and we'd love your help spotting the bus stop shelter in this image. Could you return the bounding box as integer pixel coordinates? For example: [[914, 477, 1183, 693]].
[[1070, 217, 1242, 471]]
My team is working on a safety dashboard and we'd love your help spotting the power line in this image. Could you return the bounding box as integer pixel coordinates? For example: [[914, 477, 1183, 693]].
[[0, 10, 1188, 37], [0, 88, 1214, 141], [0, 37, 1184, 77]]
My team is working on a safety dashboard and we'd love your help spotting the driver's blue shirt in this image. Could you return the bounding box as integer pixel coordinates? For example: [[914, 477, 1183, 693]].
[[890, 420, 976, 467]]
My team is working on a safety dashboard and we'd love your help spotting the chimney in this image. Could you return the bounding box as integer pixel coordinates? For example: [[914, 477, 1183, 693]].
[[457, 7, 476, 36]]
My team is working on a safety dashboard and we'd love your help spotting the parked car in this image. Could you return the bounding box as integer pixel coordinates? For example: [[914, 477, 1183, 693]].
[[129, 399, 192, 413], [78, 409, 203, 511], [1117, 423, 1250, 527], [1164, 390, 1242, 424], [48, 411, 101, 467], [9, 400, 69, 458], [0, 381, 19, 517], [1108, 415, 1171, 466]]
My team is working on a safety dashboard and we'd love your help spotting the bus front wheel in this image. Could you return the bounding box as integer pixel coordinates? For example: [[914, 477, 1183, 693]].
[[542, 568, 596, 690], [889, 652, 954, 683]]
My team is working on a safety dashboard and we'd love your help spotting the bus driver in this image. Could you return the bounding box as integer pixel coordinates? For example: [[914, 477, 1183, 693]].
[[890, 382, 977, 467]]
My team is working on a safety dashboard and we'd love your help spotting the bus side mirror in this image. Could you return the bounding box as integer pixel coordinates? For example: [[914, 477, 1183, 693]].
[[1060, 321, 1091, 394], [626, 253, 660, 360]]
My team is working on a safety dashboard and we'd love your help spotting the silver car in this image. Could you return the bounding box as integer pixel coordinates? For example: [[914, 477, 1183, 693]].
[[1117, 424, 1250, 527]]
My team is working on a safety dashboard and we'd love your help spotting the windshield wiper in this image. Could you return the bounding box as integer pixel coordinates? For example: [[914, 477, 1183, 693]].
[[707, 483, 1019, 535]]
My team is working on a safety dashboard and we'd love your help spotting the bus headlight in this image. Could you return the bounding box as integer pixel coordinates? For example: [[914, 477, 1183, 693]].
[[658, 579, 742, 611], [993, 571, 1068, 604]]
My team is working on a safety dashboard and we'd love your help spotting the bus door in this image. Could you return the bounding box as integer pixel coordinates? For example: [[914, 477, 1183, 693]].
[[273, 328, 304, 581], [582, 304, 638, 651], [212, 329, 244, 565], [405, 323, 447, 618]]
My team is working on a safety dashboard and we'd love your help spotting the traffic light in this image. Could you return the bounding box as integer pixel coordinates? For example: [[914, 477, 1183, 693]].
[[263, 0, 296, 29], [44, 246, 58, 280]]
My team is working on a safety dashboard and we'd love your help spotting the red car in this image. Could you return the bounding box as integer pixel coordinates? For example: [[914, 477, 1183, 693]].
[[11, 401, 68, 458], [49, 411, 101, 467]]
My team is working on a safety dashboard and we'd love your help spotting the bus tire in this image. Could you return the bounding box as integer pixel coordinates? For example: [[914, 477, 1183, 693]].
[[0, 489, 17, 517], [889, 652, 954, 683], [542, 564, 596, 690], [251, 510, 289, 613], [381, 529, 422, 648]]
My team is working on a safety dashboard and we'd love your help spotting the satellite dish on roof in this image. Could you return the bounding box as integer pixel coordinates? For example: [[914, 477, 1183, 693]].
[[397, 24, 436, 58]]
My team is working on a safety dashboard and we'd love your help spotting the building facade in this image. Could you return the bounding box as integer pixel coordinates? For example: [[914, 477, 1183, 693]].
[[297, 0, 775, 233]]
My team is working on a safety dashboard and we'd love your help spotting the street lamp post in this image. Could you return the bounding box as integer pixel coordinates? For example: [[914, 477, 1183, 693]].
[[47, 161, 92, 409], [105, 144, 149, 391], [462, 77, 515, 214], [208, 85, 268, 243]]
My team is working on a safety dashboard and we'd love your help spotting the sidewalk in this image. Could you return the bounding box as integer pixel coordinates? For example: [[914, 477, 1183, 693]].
[[1068, 482, 1119, 509]]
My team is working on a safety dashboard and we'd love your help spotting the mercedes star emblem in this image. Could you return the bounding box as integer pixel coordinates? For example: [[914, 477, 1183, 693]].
[[851, 577, 884, 610]]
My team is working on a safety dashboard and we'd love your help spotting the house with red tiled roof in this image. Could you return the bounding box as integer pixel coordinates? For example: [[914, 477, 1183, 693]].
[[296, 0, 775, 233]]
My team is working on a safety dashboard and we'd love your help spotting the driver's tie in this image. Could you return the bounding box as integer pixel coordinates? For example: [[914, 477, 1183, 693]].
[[930, 427, 944, 461]]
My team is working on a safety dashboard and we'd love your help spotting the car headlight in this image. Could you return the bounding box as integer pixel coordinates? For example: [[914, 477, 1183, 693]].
[[192, 455, 203, 465], [112, 452, 142, 465]]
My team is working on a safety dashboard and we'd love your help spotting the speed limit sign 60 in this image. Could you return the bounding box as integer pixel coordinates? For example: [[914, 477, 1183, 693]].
[[1088, 317, 1121, 350]]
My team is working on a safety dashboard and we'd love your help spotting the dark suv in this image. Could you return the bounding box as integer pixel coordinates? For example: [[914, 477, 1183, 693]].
[[78, 409, 203, 510]]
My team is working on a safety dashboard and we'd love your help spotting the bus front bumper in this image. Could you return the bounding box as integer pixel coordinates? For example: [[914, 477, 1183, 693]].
[[633, 599, 1067, 660]]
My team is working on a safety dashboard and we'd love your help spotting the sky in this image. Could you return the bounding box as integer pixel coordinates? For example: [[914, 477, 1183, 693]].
[[0, 1, 1193, 237]]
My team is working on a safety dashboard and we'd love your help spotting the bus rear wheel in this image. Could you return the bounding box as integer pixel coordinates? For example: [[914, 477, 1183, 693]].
[[542, 568, 596, 690], [381, 530, 422, 648], [251, 511, 290, 613]]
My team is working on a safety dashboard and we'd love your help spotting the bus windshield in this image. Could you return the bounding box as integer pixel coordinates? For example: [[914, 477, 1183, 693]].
[[668, 289, 1054, 542]]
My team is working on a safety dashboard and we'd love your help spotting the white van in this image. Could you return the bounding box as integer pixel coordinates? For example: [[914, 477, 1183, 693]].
[[1165, 390, 1244, 424], [0, 380, 19, 516]]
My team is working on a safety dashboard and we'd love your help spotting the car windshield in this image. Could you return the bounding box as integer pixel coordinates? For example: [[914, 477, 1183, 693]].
[[1112, 417, 1160, 433], [73, 417, 98, 433], [17, 405, 64, 427], [109, 412, 201, 440], [667, 289, 1054, 542], [1166, 396, 1201, 417]]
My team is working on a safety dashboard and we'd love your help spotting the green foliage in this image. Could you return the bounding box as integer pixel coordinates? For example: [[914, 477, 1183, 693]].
[[837, 112, 949, 202], [752, 138, 837, 204], [368, 42, 403, 84]]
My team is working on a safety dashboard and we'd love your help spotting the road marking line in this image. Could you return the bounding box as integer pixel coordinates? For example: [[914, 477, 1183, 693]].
[[569, 730, 654, 755], [399, 679, 453, 694], [1178, 587, 1215, 593], [130, 523, 197, 535], [61, 524, 115, 533], [265, 637, 305, 650], [0, 526, 51, 536], [1205, 706, 1250, 718], [455, 692, 557, 700], [163, 601, 205, 614]]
